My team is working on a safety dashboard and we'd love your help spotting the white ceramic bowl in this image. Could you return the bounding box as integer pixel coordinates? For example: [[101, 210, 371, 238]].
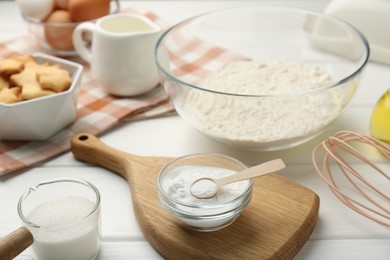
[[0, 53, 83, 140]]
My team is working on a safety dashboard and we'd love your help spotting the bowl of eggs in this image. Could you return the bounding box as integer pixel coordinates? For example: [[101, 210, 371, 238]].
[[155, 6, 370, 151], [17, 0, 120, 56]]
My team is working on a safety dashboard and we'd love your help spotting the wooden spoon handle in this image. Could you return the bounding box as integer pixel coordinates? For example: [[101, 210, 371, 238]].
[[216, 159, 286, 187], [0, 227, 33, 260], [71, 133, 131, 179]]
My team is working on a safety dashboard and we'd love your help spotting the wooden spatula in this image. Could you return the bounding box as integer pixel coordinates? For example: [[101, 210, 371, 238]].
[[71, 133, 319, 259]]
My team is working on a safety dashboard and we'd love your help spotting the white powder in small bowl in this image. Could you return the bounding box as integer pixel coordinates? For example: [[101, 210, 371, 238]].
[[161, 165, 249, 206], [160, 165, 251, 230]]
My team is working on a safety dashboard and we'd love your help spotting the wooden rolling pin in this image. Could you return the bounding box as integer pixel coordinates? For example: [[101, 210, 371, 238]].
[[0, 226, 33, 260]]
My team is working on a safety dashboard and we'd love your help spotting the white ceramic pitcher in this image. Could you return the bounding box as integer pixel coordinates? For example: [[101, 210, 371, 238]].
[[73, 14, 161, 96]]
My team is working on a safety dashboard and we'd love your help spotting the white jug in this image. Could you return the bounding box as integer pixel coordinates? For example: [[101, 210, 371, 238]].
[[73, 14, 161, 96]]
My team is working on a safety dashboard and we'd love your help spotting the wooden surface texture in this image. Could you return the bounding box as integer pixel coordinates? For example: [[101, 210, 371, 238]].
[[71, 133, 320, 259]]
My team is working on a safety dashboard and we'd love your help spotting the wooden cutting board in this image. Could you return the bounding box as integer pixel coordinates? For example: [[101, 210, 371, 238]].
[[71, 133, 319, 260]]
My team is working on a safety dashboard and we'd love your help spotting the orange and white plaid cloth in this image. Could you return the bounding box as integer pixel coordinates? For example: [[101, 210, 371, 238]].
[[0, 7, 175, 176], [0, 6, 241, 176]]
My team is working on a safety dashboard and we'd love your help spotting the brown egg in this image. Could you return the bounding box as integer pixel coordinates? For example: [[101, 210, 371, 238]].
[[68, 0, 111, 22], [54, 0, 69, 9], [44, 10, 74, 51]]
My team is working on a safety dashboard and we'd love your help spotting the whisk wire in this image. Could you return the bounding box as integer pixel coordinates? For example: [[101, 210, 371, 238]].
[[312, 130, 390, 228], [319, 144, 389, 217]]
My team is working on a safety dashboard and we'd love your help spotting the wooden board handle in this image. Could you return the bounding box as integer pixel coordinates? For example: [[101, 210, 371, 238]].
[[71, 133, 132, 178], [0, 227, 33, 260]]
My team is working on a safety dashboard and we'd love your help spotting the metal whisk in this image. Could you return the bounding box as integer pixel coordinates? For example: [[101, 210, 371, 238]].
[[312, 130, 390, 227]]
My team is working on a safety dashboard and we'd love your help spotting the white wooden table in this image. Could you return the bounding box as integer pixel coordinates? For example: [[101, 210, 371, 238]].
[[0, 1, 389, 259]]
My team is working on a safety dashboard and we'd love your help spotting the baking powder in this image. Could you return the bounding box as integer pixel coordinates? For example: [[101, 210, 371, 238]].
[[183, 61, 342, 144], [161, 165, 249, 206]]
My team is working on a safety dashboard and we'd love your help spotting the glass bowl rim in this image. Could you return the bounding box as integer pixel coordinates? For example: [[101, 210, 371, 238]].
[[154, 6, 370, 98], [17, 177, 101, 229]]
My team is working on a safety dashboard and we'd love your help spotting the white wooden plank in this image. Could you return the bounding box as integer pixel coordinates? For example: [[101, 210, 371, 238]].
[[15, 239, 390, 260], [296, 239, 390, 260], [280, 165, 389, 239], [14, 241, 163, 260]]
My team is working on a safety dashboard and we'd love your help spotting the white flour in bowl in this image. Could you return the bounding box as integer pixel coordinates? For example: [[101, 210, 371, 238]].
[[183, 61, 344, 147]]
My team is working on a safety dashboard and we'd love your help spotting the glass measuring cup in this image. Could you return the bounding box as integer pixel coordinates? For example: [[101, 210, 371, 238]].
[[17, 178, 101, 260]]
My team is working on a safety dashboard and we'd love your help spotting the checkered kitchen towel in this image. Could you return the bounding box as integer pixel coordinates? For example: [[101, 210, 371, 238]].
[[0, 6, 243, 176], [0, 7, 176, 176]]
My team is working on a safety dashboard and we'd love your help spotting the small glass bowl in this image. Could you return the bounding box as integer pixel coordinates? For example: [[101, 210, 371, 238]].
[[157, 153, 253, 232], [22, 0, 120, 56]]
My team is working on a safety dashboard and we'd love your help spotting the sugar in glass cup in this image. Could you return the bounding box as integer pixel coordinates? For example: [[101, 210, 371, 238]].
[[17, 178, 101, 260], [157, 153, 253, 232]]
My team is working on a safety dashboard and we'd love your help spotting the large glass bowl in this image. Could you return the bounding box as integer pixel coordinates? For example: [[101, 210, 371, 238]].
[[155, 6, 370, 151]]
